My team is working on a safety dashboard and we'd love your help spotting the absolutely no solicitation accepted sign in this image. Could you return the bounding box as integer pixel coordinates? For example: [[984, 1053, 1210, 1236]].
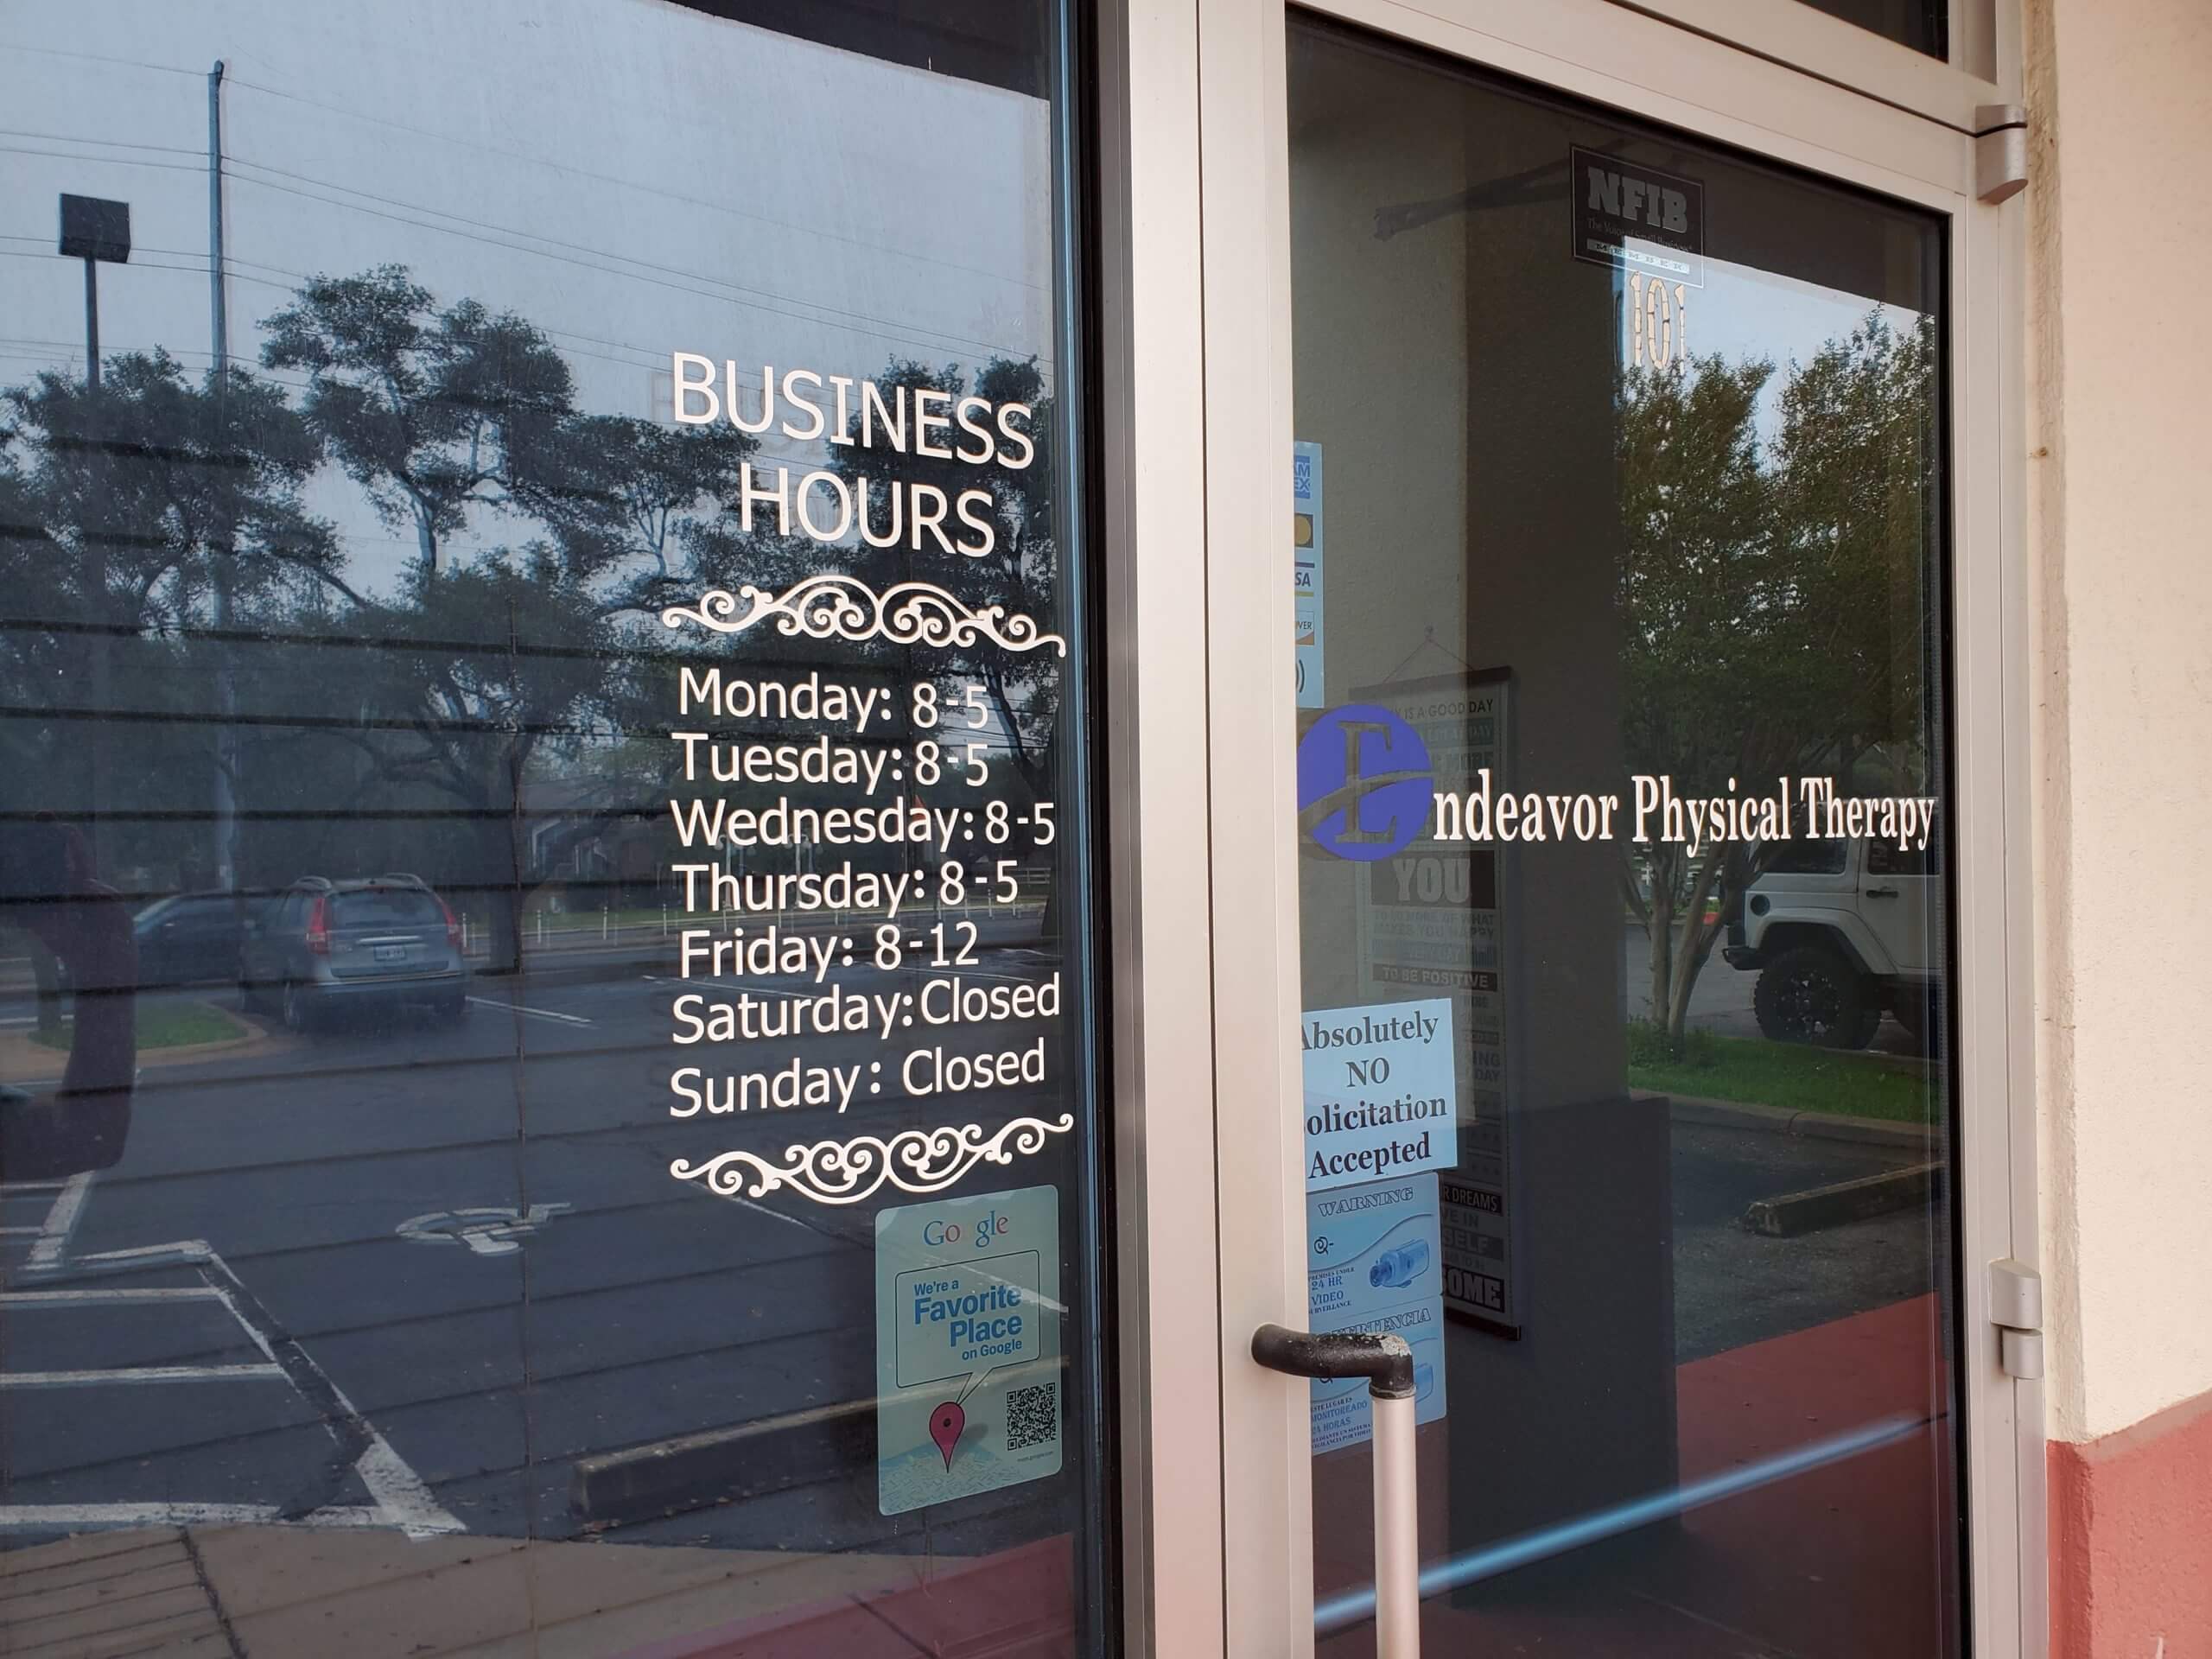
[[1301, 998, 1457, 1192]]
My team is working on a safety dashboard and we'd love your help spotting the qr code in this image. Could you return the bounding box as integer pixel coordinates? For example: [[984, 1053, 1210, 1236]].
[[1006, 1382, 1058, 1451]]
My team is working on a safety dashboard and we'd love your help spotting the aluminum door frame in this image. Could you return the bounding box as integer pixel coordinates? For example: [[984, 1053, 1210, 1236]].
[[1097, 0, 2038, 1653]]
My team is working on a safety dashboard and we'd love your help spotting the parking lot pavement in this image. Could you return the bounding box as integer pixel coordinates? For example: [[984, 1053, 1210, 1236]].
[[0, 1177, 462, 1544], [0, 944, 1080, 1566], [0, 934, 1938, 1592], [1669, 1117, 1942, 1363]]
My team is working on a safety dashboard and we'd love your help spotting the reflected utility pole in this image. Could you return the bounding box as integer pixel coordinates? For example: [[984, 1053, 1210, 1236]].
[[209, 61, 239, 893]]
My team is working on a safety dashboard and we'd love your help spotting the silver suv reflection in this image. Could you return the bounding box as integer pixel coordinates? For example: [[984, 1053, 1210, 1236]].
[[240, 875, 469, 1033]]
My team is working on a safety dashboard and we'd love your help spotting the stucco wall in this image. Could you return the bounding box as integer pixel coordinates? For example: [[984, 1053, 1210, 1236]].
[[2031, 0, 2212, 1448]]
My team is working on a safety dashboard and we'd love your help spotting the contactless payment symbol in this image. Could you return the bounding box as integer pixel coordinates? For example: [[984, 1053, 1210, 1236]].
[[1297, 704, 1433, 861]]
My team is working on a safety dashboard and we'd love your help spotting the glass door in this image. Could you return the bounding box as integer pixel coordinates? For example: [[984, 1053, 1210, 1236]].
[[1170, 0, 2030, 1653], [1287, 18, 1960, 1655]]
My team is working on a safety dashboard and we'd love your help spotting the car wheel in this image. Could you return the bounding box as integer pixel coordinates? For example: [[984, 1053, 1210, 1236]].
[[1754, 944, 1874, 1048]]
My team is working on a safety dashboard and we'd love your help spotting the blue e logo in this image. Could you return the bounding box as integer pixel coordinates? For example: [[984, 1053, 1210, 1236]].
[[1296, 705, 1433, 861]]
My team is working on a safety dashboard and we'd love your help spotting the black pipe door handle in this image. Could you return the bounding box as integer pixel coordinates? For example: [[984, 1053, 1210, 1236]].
[[1250, 1323, 1416, 1399]]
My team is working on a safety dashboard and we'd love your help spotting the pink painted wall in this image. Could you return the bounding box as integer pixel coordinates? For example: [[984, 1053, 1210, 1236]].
[[2049, 1386, 2212, 1656]]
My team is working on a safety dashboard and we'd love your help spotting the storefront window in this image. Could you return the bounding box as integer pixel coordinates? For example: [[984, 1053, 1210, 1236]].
[[0, 3, 1110, 1651]]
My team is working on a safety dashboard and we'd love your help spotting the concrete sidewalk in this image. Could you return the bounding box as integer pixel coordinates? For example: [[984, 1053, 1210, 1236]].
[[0, 1525, 1014, 1657]]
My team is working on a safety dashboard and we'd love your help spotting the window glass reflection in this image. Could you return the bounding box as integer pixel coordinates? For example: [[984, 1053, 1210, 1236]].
[[1290, 20, 1959, 1656], [0, 3, 1107, 1652]]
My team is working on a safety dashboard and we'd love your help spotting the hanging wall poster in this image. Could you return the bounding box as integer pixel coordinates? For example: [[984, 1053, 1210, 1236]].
[[1350, 668, 1522, 1336]]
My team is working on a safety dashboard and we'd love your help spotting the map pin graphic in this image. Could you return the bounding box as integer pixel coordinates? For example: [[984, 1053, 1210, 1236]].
[[929, 1401, 966, 1471]]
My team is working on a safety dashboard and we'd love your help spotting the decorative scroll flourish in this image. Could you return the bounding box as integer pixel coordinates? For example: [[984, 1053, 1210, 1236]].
[[670, 1114, 1077, 1206], [661, 577, 1066, 658]]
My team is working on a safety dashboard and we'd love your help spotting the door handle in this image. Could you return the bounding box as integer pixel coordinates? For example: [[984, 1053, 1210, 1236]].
[[1865, 886, 1900, 898], [1252, 1324, 1421, 1658]]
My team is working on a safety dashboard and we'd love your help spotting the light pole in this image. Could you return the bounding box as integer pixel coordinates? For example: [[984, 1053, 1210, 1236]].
[[58, 193, 130, 872], [58, 194, 131, 388]]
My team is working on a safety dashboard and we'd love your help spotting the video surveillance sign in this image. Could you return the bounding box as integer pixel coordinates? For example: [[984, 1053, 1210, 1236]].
[[1307, 1174, 1446, 1455]]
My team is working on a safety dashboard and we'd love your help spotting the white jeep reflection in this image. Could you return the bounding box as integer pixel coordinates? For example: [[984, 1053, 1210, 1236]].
[[1722, 834, 1944, 1049]]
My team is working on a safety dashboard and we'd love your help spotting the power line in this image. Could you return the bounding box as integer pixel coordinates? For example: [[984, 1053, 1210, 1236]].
[[0, 40, 204, 79], [220, 156, 1039, 365], [0, 247, 283, 293], [5, 130, 1053, 373], [3, 82, 1046, 321], [0, 125, 201, 157], [7, 238, 794, 394], [2, 234, 664, 375], [146, 244, 683, 376], [230, 166, 1026, 367], [5, 227, 1048, 422], [3, 264, 753, 400], [0, 141, 206, 175], [219, 71, 1046, 299]]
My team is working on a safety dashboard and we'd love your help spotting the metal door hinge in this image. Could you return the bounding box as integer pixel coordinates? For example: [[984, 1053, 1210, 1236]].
[[1989, 1257, 2043, 1379], [1975, 105, 2029, 206]]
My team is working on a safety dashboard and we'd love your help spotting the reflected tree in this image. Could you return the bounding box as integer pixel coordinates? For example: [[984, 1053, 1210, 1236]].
[[817, 355, 1068, 935], [0, 269, 1070, 969], [262, 266, 575, 579], [546, 412, 760, 620], [819, 356, 1062, 796], [0, 352, 340, 880], [259, 267, 774, 969], [339, 552, 621, 973], [1618, 315, 1938, 1048]]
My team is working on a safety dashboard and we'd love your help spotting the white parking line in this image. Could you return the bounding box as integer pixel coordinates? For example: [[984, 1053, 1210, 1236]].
[[0, 1502, 399, 1534], [467, 995, 593, 1026], [0, 1364, 289, 1387], [3, 1198, 464, 1539], [28, 1171, 92, 1271], [0, 1287, 226, 1306], [29, 1239, 212, 1274]]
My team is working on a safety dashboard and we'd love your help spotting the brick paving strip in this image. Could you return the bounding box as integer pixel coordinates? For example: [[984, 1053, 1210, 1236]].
[[0, 1529, 238, 1656], [0, 1527, 960, 1656]]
